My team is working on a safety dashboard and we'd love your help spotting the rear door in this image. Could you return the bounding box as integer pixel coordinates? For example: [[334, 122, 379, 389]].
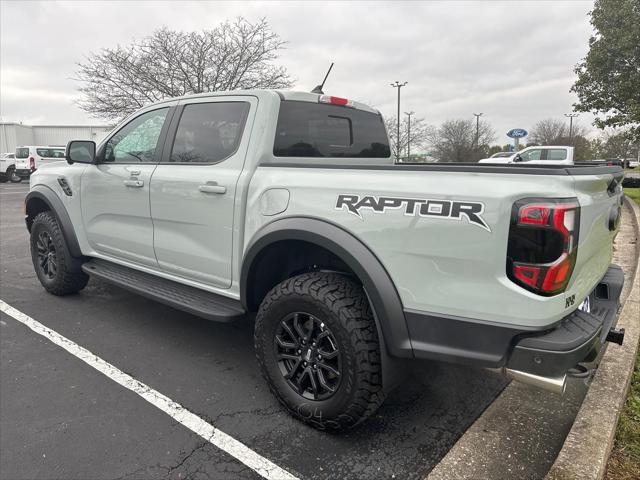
[[150, 96, 255, 288], [14, 147, 31, 174], [80, 106, 173, 267]]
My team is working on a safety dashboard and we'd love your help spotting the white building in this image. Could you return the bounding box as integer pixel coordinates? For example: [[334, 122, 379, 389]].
[[0, 123, 113, 153]]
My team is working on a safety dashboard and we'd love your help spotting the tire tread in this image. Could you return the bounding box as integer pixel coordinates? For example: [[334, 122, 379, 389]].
[[255, 272, 384, 430]]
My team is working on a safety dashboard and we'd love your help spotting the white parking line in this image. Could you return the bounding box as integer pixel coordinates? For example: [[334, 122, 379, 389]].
[[0, 300, 299, 480]]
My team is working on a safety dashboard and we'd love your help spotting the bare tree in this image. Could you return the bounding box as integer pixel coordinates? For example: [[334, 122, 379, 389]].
[[428, 118, 496, 162], [384, 116, 433, 160], [529, 118, 589, 145], [76, 18, 292, 120]]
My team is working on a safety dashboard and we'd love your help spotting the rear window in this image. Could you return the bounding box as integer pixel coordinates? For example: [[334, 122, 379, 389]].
[[36, 148, 65, 158], [273, 101, 390, 158], [16, 148, 29, 158], [546, 149, 568, 161]]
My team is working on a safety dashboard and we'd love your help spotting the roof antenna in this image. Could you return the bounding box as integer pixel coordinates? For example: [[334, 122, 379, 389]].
[[311, 63, 334, 94]]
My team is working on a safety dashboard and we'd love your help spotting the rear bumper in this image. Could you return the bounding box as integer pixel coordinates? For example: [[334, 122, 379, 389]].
[[15, 168, 32, 178], [405, 264, 624, 377], [506, 264, 623, 377]]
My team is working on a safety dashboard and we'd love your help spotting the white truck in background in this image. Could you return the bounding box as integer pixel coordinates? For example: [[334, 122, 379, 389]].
[[0, 153, 21, 183], [479, 146, 575, 165]]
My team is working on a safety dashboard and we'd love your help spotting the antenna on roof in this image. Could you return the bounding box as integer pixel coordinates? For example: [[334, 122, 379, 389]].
[[311, 63, 334, 94]]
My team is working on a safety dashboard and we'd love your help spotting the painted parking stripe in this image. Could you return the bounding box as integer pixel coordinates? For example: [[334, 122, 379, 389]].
[[0, 300, 299, 480]]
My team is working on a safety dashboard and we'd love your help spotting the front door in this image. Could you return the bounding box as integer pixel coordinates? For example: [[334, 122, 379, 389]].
[[81, 106, 173, 268], [150, 96, 255, 288]]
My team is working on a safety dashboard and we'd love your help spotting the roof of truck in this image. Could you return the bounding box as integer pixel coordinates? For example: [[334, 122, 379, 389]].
[[149, 89, 380, 114]]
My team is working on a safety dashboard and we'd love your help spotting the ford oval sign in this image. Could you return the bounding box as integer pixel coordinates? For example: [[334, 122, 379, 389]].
[[507, 128, 528, 138]]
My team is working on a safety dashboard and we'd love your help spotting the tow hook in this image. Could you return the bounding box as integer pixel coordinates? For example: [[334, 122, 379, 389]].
[[606, 327, 625, 345]]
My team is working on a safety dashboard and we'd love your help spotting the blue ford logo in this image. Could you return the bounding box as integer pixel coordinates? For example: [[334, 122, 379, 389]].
[[507, 128, 528, 138]]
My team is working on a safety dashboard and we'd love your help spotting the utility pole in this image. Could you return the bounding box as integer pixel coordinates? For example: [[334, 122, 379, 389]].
[[564, 113, 578, 142], [391, 81, 407, 161], [405, 111, 414, 159], [473, 113, 483, 159]]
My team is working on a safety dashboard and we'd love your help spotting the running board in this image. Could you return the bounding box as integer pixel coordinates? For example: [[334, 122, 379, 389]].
[[82, 259, 245, 322]]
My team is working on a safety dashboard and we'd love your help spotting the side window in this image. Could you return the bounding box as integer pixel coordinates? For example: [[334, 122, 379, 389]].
[[520, 149, 542, 161], [103, 108, 169, 163], [36, 148, 66, 158], [169, 102, 249, 163], [546, 149, 568, 160]]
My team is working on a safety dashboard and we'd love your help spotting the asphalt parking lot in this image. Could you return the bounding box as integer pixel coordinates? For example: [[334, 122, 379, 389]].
[[0, 181, 508, 480]]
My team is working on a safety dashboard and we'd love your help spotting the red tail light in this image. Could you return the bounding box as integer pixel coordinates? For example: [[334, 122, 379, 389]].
[[29, 157, 36, 171], [507, 198, 580, 295], [318, 95, 354, 107]]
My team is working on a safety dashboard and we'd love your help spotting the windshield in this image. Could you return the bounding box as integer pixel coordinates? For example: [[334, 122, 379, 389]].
[[492, 152, 512, 158], [16, 148, 29, 158]]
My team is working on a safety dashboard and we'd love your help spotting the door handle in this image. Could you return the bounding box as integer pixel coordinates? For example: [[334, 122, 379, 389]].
[[126, 168, 141, 176], [123, 179, 144, 188], [198, 183, 226, 194]]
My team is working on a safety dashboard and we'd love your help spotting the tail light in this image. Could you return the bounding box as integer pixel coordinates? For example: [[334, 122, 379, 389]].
[[318, 95, 354, 107], [507, 198, 580, 296], [29, 157, 36, 171]]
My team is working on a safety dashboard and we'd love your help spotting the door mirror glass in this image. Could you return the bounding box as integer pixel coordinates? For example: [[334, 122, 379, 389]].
[[513, 154, 523, 163], [66, 140, 96, 164]]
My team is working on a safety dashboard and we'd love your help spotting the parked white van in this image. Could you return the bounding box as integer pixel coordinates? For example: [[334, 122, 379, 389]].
[[15, 146, 66, 179]]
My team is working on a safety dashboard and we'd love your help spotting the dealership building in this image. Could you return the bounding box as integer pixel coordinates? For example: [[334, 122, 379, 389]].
[[0, 123, 113, 154]]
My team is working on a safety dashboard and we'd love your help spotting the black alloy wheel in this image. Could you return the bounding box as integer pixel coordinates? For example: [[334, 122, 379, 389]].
[[274, 312, 341, 401], [36, 230, 58, 279]]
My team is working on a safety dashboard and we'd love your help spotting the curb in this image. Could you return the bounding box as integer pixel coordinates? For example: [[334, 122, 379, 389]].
[[546, 195, 640, 480]]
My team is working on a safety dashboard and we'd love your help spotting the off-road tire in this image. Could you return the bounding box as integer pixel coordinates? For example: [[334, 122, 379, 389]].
[[30, 211, 89, 295], [254, 272, 384, 430]]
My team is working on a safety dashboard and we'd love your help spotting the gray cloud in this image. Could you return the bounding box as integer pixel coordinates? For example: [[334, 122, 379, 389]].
[[1, 0, 596, 143]]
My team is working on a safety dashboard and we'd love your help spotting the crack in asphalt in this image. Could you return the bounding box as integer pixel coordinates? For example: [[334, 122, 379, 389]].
[[165, 441, 209, 478]]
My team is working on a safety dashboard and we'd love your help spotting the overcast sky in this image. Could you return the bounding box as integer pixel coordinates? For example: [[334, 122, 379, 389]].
[[1, 0, 596, 144]]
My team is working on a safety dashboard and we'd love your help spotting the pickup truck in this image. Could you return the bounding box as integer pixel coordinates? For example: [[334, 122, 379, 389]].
[[479, 145, 575, 165], [0, 153, 20, 183], [24, 90, 625, 430]]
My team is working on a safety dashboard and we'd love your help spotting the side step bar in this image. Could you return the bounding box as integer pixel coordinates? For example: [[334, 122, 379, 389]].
[[82, 259, 246, 322]]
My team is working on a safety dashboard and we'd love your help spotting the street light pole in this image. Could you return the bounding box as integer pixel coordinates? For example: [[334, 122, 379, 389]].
[[564, 113, 578, 141], [405, 111, 414, 159], [391, 81, 407, 161], [473, 113, 483, 153]]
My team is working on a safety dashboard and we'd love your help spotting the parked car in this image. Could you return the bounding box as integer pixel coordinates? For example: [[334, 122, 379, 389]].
[[25, 90, 625, 430], [479, 146, 575, 165], [0, 152, 21, 183], [14, 146, 66, 179]]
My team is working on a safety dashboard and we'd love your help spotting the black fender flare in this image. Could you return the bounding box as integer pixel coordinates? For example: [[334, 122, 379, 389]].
[[241, 216, 414, 359], [25, 186, 83, 258]]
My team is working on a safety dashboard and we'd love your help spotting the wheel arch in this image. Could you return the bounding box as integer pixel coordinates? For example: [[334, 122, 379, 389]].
[[241, 216, 413, 359], [25, 186, 83, 258]]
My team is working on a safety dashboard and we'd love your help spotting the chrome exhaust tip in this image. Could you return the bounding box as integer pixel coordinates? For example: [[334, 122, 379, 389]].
[[502, 368, 567, 395]]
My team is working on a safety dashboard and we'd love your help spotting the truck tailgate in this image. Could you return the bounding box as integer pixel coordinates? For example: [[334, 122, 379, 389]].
[[568, 171, 624, 303]]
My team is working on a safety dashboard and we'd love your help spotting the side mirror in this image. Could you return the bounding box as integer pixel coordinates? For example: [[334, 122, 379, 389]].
[[66, 140, 96, 165], [512, 154, 523, 163]]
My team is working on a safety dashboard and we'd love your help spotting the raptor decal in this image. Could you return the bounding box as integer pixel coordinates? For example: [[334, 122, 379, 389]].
[[335, 194, 491, 232]]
